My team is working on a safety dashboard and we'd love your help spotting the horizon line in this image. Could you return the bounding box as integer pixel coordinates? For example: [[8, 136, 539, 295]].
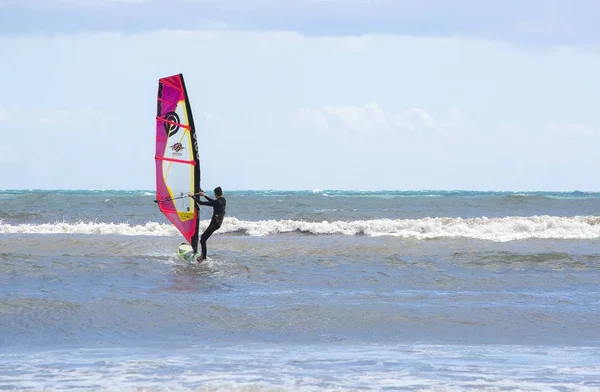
[[1, 188, 599, 193]]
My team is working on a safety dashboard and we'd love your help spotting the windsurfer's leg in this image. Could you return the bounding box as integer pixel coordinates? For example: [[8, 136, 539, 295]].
[[199, 239, 207, 260], [199, 221, 218, 259]]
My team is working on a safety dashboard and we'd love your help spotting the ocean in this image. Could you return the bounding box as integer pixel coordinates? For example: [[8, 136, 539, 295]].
[[1, 189, 599, 391]]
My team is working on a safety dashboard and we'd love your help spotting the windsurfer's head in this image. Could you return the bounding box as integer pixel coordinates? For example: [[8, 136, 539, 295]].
[[214, 186, 223, 197]]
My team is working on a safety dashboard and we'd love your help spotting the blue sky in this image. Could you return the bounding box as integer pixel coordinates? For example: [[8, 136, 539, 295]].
[[1, 0, 599, 190]]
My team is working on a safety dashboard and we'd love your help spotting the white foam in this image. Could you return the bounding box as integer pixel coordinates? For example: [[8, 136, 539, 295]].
[[0, 220, 179, 236], [221, 215, 600, 241], [1, 215, 599, 242], [1, 344, 599, 391]]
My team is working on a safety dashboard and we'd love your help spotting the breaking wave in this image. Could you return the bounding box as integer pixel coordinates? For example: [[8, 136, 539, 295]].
[[1, 215, 599, 242]]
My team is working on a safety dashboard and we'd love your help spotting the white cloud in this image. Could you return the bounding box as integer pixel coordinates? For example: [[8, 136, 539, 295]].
[[389, 108, 436, 133], [0, 104, 23, 124], [162, 29, 218, 39], [544, 123, 595, 137], [1, 105, 107, 131], [322, 102, 387, 134], [37, 109, 69, 125], [498, 122, 597, 141], [296, 104, 463, 137], [296, 108, 330, 134]]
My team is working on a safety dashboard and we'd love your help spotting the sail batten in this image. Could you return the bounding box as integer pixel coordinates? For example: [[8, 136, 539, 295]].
[[157, 156, 196, 165], [156, 117, 192, 130], [155, 73, 201, 253]]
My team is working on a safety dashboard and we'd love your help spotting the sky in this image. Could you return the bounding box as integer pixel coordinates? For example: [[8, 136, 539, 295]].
[[1, 0, 600, 191]]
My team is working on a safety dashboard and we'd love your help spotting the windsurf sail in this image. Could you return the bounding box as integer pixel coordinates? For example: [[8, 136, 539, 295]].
[[154, 73, 201, 253]]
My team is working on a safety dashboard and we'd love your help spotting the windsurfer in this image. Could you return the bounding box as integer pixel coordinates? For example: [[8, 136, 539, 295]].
[[190, 187, 227, 262]]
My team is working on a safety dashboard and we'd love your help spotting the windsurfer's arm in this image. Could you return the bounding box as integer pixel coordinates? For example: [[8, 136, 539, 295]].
[[188, 193, 217, 206], [189, 194, 206, 206], [196, 190, 216, 202]]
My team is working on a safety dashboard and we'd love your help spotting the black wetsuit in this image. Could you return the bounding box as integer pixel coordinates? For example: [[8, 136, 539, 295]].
[[192, 194, 226, 259]]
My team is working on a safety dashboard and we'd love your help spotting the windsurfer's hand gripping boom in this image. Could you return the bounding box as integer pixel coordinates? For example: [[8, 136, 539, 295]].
[[188, 190, 205, 198]]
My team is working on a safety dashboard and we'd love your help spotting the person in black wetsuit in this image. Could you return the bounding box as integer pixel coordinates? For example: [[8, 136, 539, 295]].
[[189, 186, 226, 262]]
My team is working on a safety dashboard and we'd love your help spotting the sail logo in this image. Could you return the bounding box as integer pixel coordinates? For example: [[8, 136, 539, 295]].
[[170, 142, 184, 156], [191, 128, 200, 161], [163, 111, 181, 137]]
